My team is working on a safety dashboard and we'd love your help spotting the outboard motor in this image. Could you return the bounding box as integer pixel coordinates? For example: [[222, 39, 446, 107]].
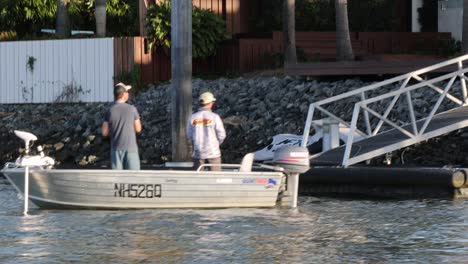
[[12, 130, 55, 215], [273, 146, 310, 174], [273, 146, 310, 209]]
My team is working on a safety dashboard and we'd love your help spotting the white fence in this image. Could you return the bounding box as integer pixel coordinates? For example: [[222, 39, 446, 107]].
[[0, 38, 114, 104]]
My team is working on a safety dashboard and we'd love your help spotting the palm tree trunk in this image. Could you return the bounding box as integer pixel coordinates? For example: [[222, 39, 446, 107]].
[[335, 0, 354, 61], [95, 0, 107, 37], [56, 0, 71, 38], [283, 0, 297, 66], [463, 0, 468, 53]]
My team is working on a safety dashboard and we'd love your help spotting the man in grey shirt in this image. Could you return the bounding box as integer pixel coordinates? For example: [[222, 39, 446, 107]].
[[102, 82, 142, 170]]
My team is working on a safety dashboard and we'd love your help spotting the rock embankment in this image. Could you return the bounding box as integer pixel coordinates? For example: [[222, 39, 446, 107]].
[[1, 76, 467, 167]]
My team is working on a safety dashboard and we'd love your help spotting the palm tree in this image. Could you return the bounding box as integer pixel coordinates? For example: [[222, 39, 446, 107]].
[[95, 0, 107, 37], [56, 0, 71, 38], [463, 0, 468, 53], [335, 0, 354, 61], [283, 0, 297, 66]]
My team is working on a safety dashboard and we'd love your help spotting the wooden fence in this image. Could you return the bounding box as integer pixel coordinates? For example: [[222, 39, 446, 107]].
[[116, 37, 239, 84], [0, 32, 452, 104], [119, 32, 452, 85]]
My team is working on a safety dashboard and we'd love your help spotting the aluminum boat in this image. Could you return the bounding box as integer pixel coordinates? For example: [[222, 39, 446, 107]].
[[2, 131, 309, 211]]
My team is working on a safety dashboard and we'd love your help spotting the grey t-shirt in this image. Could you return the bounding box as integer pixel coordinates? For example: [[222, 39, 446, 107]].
[[104, 102, 140, 151]]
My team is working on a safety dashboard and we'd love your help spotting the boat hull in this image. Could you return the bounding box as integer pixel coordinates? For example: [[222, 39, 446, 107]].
[[2, 167, 284, 209]]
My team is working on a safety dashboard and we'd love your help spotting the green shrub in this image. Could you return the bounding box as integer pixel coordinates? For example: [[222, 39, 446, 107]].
[[437, 37, 461, 57], [259, 52, 283, 69], [145, 0, 227, 59]]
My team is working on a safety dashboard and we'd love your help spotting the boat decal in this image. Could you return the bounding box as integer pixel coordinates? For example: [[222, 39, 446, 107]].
[[216, 179, 232, 183], [279, 157, 307, 162], [265, 178, 277, 189], [114, 183, 162, 198], [242, 178, 255, 184], [256, 178, 267, 184], [165, 179, 178, 184]]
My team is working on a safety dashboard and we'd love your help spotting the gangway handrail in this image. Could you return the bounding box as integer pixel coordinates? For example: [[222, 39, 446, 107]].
[[302, 54, 468, 167], [341, 67, 468, 166]]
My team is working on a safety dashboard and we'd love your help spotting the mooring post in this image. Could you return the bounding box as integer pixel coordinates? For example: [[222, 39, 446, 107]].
[[322, 118, 340, 152], [171, 0, 192, 162]]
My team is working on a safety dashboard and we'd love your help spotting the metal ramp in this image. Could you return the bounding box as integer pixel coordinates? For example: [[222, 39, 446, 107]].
[[301, 55, 468, 167]]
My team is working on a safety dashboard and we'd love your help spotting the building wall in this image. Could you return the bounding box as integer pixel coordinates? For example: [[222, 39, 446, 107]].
[[438, 0, 463, 41], [0, 38, 114, 104], [412, 0, 423, 32]]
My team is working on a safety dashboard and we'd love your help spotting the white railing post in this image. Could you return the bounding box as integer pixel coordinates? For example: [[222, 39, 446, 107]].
[[301, 105, 315, 147], [458, 60, 468, 105], [405, 90, 418, 136], [342, 104, 360, 167], [360, 92, 372, 136]]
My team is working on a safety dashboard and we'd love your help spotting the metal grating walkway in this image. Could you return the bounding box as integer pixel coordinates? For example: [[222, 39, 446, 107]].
[[310, 106, 468, 166]]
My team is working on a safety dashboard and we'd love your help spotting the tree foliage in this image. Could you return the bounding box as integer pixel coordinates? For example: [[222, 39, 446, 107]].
[[0, 0, 56, 36], [146, 1, 227, 59], [253, 0, 397, 32], [417, 0, 437, 32], [69, 0, 137, 36], [0, 0, 137, 39]]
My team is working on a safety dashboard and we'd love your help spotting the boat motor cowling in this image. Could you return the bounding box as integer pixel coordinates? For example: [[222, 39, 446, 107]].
[[273, 146, 310, 174]]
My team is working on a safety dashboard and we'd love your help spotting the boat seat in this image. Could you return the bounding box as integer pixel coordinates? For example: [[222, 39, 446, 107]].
[[240, 153, 254, 172]]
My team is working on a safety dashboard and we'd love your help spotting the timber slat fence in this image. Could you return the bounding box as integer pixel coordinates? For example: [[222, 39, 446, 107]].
[[0, 32, 451, 104], [121, 32, 451, 84]]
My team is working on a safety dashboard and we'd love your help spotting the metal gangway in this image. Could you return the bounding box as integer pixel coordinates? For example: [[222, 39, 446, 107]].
[[302, 54, 468, 167]]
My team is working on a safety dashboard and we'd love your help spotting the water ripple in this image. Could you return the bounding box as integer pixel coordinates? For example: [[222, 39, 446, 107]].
[[0, 187, 467, 263]]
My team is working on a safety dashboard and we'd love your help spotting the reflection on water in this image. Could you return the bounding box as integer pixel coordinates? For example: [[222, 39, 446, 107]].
[[0, 180, 467, 263]]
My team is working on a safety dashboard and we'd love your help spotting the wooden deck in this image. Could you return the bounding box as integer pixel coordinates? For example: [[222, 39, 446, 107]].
[[285, 55, 455, 76]]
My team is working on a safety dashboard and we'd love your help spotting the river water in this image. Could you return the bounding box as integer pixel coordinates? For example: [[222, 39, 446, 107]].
[[0, 178, 467, 264]]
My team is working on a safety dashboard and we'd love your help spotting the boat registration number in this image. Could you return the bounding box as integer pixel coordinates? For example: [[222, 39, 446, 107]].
[[114, 183, 162, 198]]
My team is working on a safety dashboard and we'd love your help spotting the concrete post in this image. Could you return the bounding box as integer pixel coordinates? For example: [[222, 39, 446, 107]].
[[171, 0, 192, 161], [322, 118, 340, 152]]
